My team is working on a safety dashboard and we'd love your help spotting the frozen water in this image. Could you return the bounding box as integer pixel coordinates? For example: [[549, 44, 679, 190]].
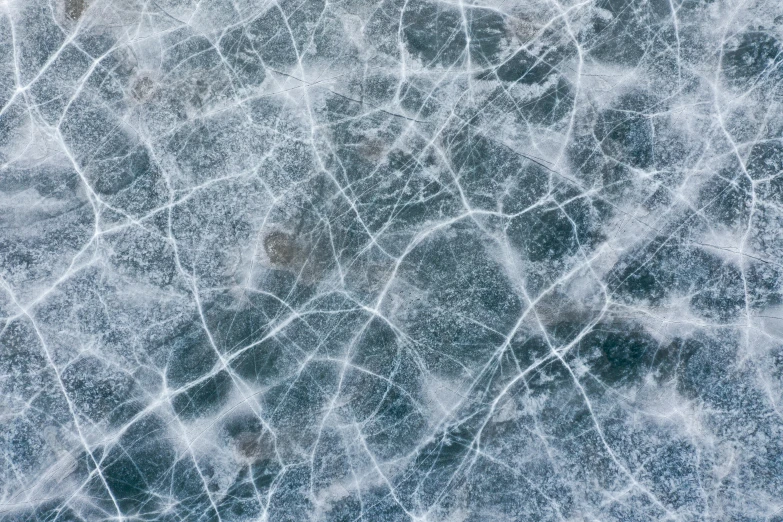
[[1, 0, 783, 520]]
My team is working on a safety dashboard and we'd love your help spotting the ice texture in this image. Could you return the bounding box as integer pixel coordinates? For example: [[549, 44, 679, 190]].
[[1, 0, 783, 520]]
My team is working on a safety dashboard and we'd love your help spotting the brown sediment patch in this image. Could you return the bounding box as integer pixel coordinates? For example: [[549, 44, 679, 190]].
[[358, 137, 386, 161], [258, 225, 335, 285], [189, 78, 211, 110], [65, 0, 86, 20], [131, 76, 156, 103], [531, 287, 604, 329], [506, 16, 537, 43], [264, 231, 297, 266], [234, 430, 273, 461]]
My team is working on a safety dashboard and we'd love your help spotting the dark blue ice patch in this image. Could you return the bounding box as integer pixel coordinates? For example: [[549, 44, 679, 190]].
[[722, 31, 783, 88], [101, 415, 176, 515]]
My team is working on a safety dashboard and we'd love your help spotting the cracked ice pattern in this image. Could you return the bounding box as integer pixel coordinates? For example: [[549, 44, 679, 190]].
[[1, 0, 783, 520]]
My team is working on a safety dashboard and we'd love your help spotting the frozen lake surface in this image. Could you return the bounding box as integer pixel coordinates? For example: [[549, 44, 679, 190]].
[[1, 0, 783, 520]]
